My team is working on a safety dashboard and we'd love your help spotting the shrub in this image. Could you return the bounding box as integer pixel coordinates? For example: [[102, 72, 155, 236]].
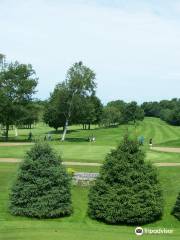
[[172, 193, 180, 220], [10, 142, 72, 218], [88, 136, 163, 225]]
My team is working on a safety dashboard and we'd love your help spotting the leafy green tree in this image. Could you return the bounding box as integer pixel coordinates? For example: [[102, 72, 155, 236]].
[[160, 108, 172, 123], [172, 193, 180, 220], [166, 107, 180, 126], [88, 136, 163, 225], [45, 62, 96, 140], [107, 100, 126, 123], [0, 61, 38, 140], [10, 142, 72, 218], [73, 95, 103, 129], [101, 106, 121, 127], [107, 100, 126, 110], [159, 99, 177, 110], [142, 99, 180, 126], [61, 61, 96, 141], [0, 53, 5, 69], [43, 103, 66, 131], [43, 84, 67, 131], [92, 96, 103, 125], [77, 96, 96, 130], [141, 101, 161, 117], [17, 102, 41, 129], [123, 101, 144, 124]]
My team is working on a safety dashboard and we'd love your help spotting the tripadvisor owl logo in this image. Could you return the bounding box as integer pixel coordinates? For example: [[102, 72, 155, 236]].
[[135, 227, 144, 236]]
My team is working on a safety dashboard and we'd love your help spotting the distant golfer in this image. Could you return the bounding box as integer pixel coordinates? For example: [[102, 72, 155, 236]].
[[138, 136, 144, 145], [28, 132, 32, 141], [47, 133, 52, 141], [149, 138, 153, 148]]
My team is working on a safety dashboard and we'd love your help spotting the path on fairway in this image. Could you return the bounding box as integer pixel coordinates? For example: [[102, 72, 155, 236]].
[[152, 147, 180, 153], [0, 158, 102, 166], [0, 158, 180, 167], [0, 142, 33, 146]]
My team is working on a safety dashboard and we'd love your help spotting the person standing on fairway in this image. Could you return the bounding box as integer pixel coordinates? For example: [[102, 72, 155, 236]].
[[149, 138, 153, 148]]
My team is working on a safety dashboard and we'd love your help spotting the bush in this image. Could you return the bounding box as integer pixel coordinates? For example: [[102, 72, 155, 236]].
[[172, 193, 180, 220], [10, 142, 72, 218], [88, 136, 163, 225]]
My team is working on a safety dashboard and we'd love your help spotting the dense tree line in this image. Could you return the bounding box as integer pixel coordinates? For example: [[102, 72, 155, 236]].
[[141, 98, 180, 126], [101, 100, 144, 127]]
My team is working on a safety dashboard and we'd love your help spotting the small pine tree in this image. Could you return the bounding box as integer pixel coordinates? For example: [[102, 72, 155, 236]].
[[88, 136, 163, 225], [172, 193, 180, 220], [10, 142, 72, 218]]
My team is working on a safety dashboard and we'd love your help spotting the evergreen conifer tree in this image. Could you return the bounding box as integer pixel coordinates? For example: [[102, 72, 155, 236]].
[[172, 193, 180, 220], [10, 142, 72, 218], [88, 136, 163, 225]]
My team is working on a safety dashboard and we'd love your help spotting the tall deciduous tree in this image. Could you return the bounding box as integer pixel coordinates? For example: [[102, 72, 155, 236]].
[[107, 100, 126, 124], [73, 95, 103, 130], [61, 61, 96, 140], [43, 86, 66, 131], [123, 101, 144, 124], [0, 61, 38, 140], [47, 62, 96, 141], [17, 102, 41, 129], [101, 106, 121, 127]]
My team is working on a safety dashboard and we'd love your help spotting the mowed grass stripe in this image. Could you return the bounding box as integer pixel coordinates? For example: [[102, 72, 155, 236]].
[[0, 164, 180, 239], [1, 117, 180, 163]]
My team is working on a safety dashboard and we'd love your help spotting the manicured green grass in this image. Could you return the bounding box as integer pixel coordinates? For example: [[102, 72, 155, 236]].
[[158, 139, 180, 147], [0, 163, 180, 239], [1, 117, 180, 239], [146, 151, 180, 163], [3, 117, 180, 145], [1, 117, 180, 164]]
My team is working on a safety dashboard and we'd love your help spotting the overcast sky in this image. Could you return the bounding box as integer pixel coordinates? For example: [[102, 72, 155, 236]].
[[1, 0, 180, 103]]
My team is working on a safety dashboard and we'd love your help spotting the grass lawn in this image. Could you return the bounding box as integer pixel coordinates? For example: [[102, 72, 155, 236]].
[[158, 139, 180, 147], [0, 163, 180, 240], [1, 117, 180, 164], [1, 117, 180, 239]]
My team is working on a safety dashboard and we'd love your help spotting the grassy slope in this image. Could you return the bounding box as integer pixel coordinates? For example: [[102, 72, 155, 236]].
[[0, 163, 180, 240], [1, 117, 180, 163]]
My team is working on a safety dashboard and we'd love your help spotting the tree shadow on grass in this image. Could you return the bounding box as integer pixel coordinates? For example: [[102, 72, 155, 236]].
[[65, 137, 89, 143], [0, 137, 31, 143], [46, 129, 79, 135]]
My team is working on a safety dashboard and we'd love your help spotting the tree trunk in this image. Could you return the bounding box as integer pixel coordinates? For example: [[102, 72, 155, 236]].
[[5, 123, 9, 141], [61, 119, 68, 141], [88, 123, 91, 130], [15, 126, 18, 137]]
